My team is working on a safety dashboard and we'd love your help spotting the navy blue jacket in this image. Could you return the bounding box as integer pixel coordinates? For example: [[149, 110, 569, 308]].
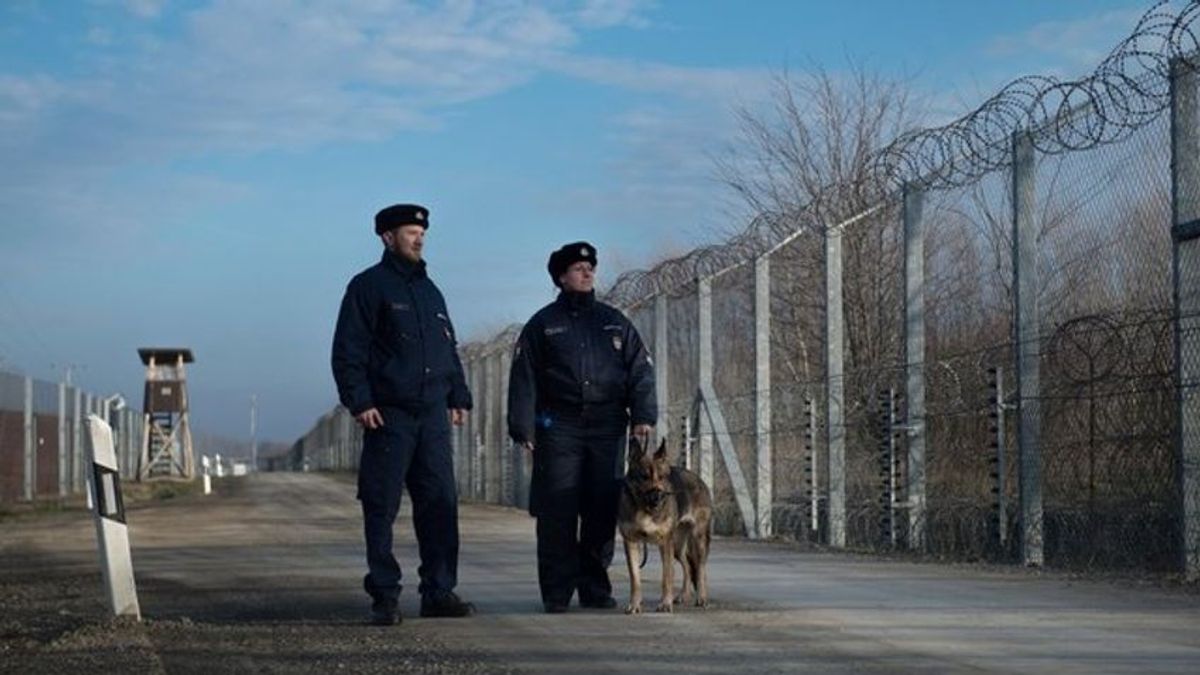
[[332, 251, 472, 415], [507, 290, 655, 444]]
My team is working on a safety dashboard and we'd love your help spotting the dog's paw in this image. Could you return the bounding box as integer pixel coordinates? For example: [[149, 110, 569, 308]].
[[672, 595, 685, 605], [695, 597, 709, 609], [624, 603, 642, 615], [655, 601, 674, 613]]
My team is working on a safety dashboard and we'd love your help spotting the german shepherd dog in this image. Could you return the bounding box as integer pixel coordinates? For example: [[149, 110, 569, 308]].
[[617, 436, 713, 614]]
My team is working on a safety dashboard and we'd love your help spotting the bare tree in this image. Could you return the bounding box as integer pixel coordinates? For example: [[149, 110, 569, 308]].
[[716, 60, 920, 224], [714, 60, 925, 395]]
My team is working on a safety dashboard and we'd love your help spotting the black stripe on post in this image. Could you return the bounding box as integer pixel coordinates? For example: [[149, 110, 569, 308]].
[[1175, 218, 1200, 242], [92, 464, 127, 524]]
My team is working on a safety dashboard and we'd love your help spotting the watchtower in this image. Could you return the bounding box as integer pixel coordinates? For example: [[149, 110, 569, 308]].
[[137, 348, 196, 480]]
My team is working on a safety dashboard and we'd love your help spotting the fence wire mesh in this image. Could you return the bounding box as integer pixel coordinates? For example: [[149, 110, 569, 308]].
[[292, 1, 1200, 576], [0, 370, 144, 506]]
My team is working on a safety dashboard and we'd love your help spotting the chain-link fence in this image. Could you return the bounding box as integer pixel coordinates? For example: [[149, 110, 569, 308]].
[[292, 1, 1200, 576], [0, 370, 143, 506]]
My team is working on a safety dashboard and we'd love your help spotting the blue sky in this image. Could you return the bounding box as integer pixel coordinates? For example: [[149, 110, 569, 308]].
[[0, 0, 1156, 442]]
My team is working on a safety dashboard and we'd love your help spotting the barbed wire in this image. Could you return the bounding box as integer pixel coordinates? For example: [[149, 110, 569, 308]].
[[877, 1, 1199, 187], [595, 0, 1200, 309]]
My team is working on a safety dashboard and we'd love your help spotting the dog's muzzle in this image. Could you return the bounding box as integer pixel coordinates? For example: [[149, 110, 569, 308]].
[[642, 489, 668, 508]]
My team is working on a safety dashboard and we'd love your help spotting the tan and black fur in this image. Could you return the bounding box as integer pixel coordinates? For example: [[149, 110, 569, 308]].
[[617, 436, 713, 614]]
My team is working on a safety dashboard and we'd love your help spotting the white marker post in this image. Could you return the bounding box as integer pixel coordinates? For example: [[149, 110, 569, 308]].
[[85, 414, 141, 620], [201, 455, 212, 495]]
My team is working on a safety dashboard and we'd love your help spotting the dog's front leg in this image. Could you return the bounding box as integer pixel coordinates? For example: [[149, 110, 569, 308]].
[[656, 538, 674, 613], [623, 538, 643, 614]]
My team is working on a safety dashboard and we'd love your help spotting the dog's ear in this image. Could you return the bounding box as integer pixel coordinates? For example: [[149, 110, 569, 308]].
[[653, 438, 668, 462]]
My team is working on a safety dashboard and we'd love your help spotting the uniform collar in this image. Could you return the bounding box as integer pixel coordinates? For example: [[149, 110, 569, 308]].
[[556, 289, 595, 310], [382, 249, 427, 280]]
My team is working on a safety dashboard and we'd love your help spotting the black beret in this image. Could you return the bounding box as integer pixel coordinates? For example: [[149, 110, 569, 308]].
[[374, 203, 429, 235], [547, 241, 598, 287]]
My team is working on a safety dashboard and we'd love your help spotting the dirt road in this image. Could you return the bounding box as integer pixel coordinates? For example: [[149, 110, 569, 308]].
[[3, 472, 1199, 673]]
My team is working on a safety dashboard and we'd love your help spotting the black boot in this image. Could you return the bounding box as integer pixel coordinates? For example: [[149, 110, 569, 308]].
[[578, 595, 616, 609], [420, 590, 475, 618], [370, 596, 400, 626]]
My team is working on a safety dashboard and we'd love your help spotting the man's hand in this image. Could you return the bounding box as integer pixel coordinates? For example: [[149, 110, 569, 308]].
[[632, 424, 653, 442], [450, 409, 468, 426], [356, 408, 384, 430], [520, 441, 534, 454]]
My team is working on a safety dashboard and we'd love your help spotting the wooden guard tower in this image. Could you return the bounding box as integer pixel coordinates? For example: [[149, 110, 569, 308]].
[[137, 348, 196, 481]]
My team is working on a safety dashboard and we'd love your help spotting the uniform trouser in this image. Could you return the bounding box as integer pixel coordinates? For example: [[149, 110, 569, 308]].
[[533, 422, 625, 604], [358, 404, 458, 602]]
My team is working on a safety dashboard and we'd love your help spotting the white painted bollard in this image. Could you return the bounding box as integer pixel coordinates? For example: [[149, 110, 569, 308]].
[[84, 414, 141, 620], [201, 454, 212, 495]]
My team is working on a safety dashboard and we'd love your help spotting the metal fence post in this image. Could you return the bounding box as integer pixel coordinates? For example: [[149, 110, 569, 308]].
[[463, 358, 475, 497], [826, 223, 847, 548], [124, 408, 135, 478], [697, 278, 715, 491], [340, 410, 350, 470], [486, 350, 500, 504], [58, 381, 68, 497], [456, 358, 469, 494], [73, 388, 83, 492], [903, 185, 927, 550], [481, 355, 492, 503], [755, 255, 773, 538], [23, 376, 33, 501], [1013, 129, 1044, 566], [1172, 57, 1200, 579], [471, 359, 484, 500], [128, 408, 141, 479], [499, 347, 513, 506], [655, 294, 669, 444], [807, 397, 821, 540]]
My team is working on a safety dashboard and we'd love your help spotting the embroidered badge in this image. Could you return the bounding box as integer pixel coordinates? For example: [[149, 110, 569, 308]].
[[612, 335, 623, 351], [581, 246, 589, 256]]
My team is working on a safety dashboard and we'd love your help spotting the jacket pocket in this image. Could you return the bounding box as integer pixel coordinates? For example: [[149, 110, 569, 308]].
[[376, 355, 422, 403]]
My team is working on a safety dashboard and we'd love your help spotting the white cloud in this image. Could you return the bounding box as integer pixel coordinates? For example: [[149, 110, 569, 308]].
[[0, 0, 756, 166], [0, 74, 66, 125], [917, 4, 1155, 128], [553, 55, 762, 100], [542, 102, 746, 250], [105, 0, 594, 152], [124, 0, 165, 19], [984, 6, 1146, 71], [576, 0, 654, 29], [86, 25, 114, 46], [0, 0, 758, 279]]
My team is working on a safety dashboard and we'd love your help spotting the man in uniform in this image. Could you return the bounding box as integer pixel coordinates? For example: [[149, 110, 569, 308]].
[[507, 241, 656, 613], [332, 203, 476, 625]]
